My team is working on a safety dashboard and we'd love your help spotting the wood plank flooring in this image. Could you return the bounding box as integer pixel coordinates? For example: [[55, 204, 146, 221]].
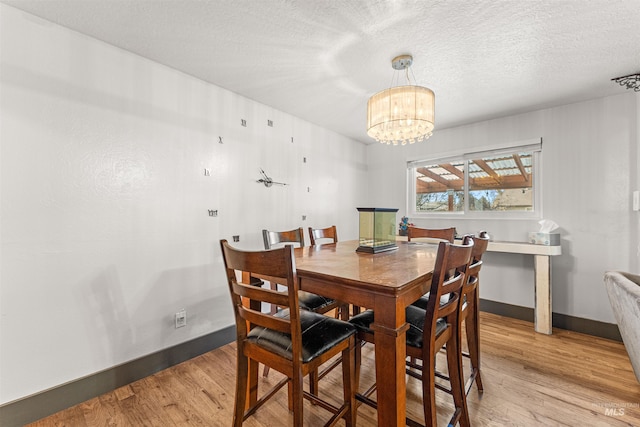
[[28, 313, 640, 426]]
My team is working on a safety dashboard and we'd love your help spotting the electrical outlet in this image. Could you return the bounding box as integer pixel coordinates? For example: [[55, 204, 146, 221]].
[[175, 309, 186, 328], [233, 235, 240, 242]]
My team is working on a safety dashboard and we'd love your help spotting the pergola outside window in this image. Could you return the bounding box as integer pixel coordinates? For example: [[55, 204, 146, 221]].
[[408, 140, 541, 217]]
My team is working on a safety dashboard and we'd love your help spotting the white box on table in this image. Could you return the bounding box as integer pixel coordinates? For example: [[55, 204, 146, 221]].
[[528, 232, 560, 246]]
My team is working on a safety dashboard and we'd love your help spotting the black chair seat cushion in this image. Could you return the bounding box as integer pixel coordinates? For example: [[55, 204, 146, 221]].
[[247, 309, 355, 363], [347, 309, 375, 333], [349, 307, 447, 349], [411, 295, 430, 310], [404, 305, 447, 348], [411, 292, 453, 310], [298, 290, 336, 312]]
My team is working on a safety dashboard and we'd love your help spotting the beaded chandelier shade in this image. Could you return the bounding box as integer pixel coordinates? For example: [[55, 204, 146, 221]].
[[367, 55, 435, 146]]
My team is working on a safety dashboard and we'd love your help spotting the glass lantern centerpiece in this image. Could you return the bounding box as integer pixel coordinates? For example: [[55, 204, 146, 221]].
[[356, 208, 399, 253]]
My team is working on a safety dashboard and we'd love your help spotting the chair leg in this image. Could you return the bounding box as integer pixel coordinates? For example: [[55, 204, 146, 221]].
[[465, 289, 483, 392], [248, 359, 259, 409], [233, 351, 249, 427], [291, 369, 304, 425], [421, 348, 438, 427], [339, 303, 350, 320], [288, 380, 294, 412], [446, 332, 470, 427], [309, 369, 319, 401], [354, 337, 362, 394], [342, 339, 357, 427]]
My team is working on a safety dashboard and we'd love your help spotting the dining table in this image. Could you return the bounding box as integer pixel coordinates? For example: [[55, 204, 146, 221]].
[[293, 239, 438, 427]]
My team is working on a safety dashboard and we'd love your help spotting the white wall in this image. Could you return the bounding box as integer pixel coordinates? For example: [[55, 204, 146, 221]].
[[0, 5, 368, 404], [367, 91, 640, 324]]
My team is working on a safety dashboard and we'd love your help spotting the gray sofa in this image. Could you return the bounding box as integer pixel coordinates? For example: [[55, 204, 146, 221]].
[[604, 271, 640, 382]]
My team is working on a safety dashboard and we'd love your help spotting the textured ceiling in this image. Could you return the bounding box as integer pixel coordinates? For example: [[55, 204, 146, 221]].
[[3, 0, 640, 144]]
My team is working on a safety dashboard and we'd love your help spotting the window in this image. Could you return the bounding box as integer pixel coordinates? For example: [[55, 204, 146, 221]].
[[408, 140, 541, 217]]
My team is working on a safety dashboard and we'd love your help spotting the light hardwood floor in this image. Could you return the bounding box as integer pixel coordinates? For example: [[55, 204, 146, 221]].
[[28, 313, 640, 426]]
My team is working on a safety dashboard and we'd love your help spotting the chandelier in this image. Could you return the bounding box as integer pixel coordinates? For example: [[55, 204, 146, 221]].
[[367, 55, 435, 146]]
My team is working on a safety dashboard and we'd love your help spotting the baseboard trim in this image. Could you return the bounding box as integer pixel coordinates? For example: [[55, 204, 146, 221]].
[[479, 298, 622, 342], [0, 326, 236, 427]]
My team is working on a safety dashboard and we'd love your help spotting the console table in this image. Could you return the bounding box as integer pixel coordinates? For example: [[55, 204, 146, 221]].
[[398, 236, 562, 334], [485, 241, 561, 334]]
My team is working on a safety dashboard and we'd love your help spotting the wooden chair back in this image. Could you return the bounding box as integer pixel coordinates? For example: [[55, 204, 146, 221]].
[[220, 240, 302, 343], [407, 226, 456, 243], [308, 225, 338, 245], [467, 231, 490, 286], [423, 236, 474, 344], [459, 232, 489, 320], [263, 227, 305, 249]]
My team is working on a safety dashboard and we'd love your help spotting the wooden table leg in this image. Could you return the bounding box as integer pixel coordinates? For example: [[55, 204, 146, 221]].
[[534, 254, 552, 334], [370, 302, 410, 427]]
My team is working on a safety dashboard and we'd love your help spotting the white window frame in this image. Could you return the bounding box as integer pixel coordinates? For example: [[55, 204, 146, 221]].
[[407, 138, 542, 219]]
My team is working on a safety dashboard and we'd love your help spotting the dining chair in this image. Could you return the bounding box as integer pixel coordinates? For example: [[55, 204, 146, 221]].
[[220, 240, 357, 426], [262, 228, 338, 316], [349, 237, 474, 427], [407, 226, 456, 243], [263, 227, 306, 250], [410, 232, 490, 395], [307, 225, 351, 315], [309, 225, 338, 245], [458, 231, 489, 394], [262, 227, 344, 385], [408, 226, 456, 311]]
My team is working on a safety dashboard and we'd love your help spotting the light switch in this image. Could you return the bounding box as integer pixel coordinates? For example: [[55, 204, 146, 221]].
[[633, 191, 639, 211]]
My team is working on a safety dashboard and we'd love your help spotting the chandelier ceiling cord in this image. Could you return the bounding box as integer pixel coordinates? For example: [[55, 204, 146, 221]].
[[367, 55, 435, 146]]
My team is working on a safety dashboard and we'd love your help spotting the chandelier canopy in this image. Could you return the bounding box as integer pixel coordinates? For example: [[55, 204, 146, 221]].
[[367, 55, 435, 146]]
